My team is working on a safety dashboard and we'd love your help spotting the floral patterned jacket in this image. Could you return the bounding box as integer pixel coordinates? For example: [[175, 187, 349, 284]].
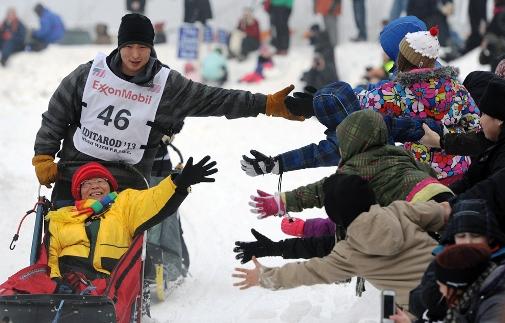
[[356, 66, 480, 179]]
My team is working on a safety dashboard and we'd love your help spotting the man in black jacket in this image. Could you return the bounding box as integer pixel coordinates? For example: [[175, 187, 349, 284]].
[[32, 13, 303, 201]]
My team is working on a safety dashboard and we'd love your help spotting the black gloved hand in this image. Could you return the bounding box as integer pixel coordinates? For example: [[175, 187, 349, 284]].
[[233, 229, 284, 264], [284, 86, 316, 118], [174, 156, 218, 191], [240, 150, 281, 176]]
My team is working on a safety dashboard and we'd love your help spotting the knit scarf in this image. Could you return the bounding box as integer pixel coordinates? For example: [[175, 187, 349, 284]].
[[445, 262, 497, 323], [46, 192, 118, 224]]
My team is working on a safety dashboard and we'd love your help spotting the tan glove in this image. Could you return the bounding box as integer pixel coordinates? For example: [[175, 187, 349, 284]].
[[32, 155, 58, 187], [266, 85, 305, 121]]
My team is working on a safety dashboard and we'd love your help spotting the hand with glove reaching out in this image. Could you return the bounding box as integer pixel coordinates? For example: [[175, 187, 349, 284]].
[[233, 229, 284, 264], [249, 190, 286, 218], [173, 156, 218, 192], [284, 85, 317, 118], [280, 217, 305, 237], [266, 84, 305, 121], [240, 150, 281, 176]]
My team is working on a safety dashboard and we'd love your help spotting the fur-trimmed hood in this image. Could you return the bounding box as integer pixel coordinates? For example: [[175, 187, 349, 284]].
[[395, 66, 460, 87]]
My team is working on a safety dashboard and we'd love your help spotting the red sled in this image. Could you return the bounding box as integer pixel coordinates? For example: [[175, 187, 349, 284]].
[[0, 162, 151, 323]]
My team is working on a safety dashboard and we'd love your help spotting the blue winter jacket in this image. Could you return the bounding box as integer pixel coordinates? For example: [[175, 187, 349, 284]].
[[32, 8, 65, 43], [278, 82, 442, 172]]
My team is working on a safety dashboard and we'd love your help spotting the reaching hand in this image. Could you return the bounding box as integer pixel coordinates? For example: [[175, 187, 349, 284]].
[[249, 190, 286, 218], [234, 228, 282, 264], [240, 150, 280, 176], [389, 308, 412, 323], [284, 85, 316, 118], [174, 156, 218, 190], [265, 84, 305, 121], [232, 256, 263, 290], [419, 123, 442, 148], [280, 217, 305, 237]]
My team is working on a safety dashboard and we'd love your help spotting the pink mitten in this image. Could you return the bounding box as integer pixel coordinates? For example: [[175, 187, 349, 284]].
[[281, 217, 305, 237], [249, 190, 286, 219]]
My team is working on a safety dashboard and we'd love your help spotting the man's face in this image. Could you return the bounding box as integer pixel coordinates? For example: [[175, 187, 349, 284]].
[[80, 177, 111, 200], [120, 44, 151, 76]]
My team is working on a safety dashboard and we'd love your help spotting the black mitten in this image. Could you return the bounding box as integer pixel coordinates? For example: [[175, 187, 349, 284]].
[[233, 229, 284, 264]]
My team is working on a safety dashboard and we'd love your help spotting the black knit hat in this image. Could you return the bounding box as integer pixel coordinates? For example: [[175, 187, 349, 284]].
[[478, 78, 505, 121], [441, 199, 505, 246], [118, 13, 154, 48], [462, 71, 497, 105], [322, 174, 376, 228], [435, 244, 491, 289]]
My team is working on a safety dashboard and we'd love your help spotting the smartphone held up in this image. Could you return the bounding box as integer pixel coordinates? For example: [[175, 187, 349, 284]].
[[381, 289, 396, 323]]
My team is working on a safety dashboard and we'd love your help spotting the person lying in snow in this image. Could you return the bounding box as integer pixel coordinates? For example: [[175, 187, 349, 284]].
[[233, 174, 451, 309]]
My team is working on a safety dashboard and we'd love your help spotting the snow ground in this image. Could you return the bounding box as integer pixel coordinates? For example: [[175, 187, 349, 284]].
[[0, 36, 486, 323]]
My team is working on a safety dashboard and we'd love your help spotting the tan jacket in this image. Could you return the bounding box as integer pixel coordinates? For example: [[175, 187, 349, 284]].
[[259, 200, 446, 307]]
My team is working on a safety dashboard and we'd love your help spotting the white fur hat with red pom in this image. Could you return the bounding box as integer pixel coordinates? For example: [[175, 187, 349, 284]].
[[398, 26, 440, 68]]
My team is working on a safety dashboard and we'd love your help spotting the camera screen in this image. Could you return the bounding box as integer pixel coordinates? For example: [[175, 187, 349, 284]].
[[383, 295, 394, 318]]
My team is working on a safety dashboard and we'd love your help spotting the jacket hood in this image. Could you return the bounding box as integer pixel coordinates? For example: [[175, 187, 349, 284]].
[[346, 204, 405, 256], [380, 16, 426, 61], [337, 109, 388, 163], [463, 71, 497, 104], [395, 66, 459, 87], [313, 81, 360, 129]]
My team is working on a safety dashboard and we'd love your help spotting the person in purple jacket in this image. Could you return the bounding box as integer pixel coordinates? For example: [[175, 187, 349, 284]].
[[28, 3, 65, 52]]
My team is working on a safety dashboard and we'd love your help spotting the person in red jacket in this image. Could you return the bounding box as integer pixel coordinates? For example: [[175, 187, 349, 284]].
[[229, 7, 261, 60]]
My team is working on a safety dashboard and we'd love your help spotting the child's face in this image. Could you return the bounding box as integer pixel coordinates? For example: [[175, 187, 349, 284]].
[[454, 232, 488, 245]]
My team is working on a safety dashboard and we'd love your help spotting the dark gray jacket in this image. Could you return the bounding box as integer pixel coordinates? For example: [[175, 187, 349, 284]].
[[453, 264, 505, 323], [34, 49, 267, 178]]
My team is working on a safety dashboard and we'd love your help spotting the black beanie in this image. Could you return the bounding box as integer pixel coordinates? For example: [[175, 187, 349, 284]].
[[478, 78, 505, 121], [441, 199, 505, 246], [322, 174, 376, 228], [462, 71, 497, 105], [435, 244, 491, 289], [118, 13, 154, 48]]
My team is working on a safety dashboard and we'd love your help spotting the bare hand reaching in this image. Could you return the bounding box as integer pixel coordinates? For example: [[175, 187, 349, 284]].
[[419, 123, 441, 148], [232, 256, 262, 290]]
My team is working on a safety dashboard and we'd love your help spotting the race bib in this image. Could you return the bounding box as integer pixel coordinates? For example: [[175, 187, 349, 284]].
[[74, 52, 169, 164]]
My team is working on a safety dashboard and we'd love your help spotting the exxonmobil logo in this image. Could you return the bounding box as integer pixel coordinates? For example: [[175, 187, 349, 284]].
[[92, 80, 153, 104]]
